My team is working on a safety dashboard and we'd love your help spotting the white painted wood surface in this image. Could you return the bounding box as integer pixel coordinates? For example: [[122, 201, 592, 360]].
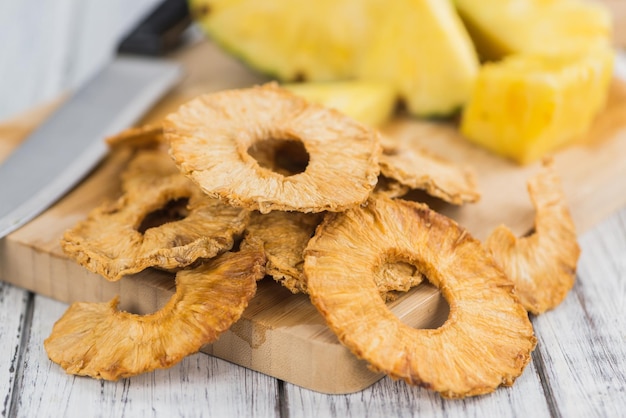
[[0, 283, 30, 417], [1, 1, 625, 416]]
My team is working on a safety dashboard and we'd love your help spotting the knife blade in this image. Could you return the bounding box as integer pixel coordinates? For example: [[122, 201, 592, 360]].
[[0, 0, 188, 238]]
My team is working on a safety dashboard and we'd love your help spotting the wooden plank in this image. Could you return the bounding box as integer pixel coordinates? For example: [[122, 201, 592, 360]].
[[9, 295, 280, 418], [529, 207, 626, 417], [0, 283, 30, 418], [1, 39, 626, 394], [283, 361, 551, 417]]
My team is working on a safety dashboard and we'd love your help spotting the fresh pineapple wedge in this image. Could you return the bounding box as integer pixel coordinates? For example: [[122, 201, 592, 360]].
[[283, 81, 396, 127], [190, 0, 381, 81], [455, 0, 612, 61], [355, 0, 479, 116], [190, 0, 479, 117], [460, 45, 615, 164]]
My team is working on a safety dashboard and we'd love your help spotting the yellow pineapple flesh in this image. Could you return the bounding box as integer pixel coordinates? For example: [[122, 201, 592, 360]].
[[356, 0, 479, 116], [454, 0, 613, 61], [283, 81, 396, 127], [460, 46, 615, 164], [190, 0, 479, 117], [190, 0, 383, 81]]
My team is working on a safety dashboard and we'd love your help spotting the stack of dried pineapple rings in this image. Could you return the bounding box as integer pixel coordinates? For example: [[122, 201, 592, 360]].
[[46, 83, 580, 398]]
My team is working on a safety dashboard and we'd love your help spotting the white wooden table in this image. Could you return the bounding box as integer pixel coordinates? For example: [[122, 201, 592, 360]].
[[1, 1, 625, 417]]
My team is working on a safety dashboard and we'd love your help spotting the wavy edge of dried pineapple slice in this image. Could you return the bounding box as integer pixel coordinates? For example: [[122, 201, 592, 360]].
[[105, 123, 164, 150], [304, 195, 536, 398], [486, 157, 581, 315], [378, 134, 480, 205], [163, 83, 381, 214], [44, 242, 266, 380], [244, 209, 423, 299]]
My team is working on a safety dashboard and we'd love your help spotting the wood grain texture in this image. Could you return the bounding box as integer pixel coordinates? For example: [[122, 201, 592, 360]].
[[1, 38, 626, 396], [0, 283, 30, 418], [283, 361, 551, 418], [529, 207, 626, 418]]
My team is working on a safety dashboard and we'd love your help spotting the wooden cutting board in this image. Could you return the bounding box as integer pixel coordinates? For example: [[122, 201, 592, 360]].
[[1, 39, 626, 394]]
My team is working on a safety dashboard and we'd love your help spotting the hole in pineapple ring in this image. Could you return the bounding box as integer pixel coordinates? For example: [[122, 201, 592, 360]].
[[247, 138, 310, 176], [375, 253, 450, 330], [118, 269, 176, 315], [137, 197, 190, 234]]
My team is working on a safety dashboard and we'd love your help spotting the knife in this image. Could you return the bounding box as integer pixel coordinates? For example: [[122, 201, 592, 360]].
[[0, 0, 189, 238]]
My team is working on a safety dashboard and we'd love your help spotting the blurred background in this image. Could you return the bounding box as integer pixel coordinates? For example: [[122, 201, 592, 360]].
[[0, 0, 162, 121], [0, 0, 623, 122]]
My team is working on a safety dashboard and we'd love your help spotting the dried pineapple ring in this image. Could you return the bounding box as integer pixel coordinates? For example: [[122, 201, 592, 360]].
[[305, 196, 536, 398], [379, 135, 480, 204], [44, 244, 266, 380], [62, 149, 249, 281], [486, 158, 580, 314], [105, 123, 164, 149], [164, 83, 381, 213], [244, 210, 324, 294]]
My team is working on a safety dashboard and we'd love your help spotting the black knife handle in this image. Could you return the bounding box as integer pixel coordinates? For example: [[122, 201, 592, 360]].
[[118, 0, 191, 56]]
